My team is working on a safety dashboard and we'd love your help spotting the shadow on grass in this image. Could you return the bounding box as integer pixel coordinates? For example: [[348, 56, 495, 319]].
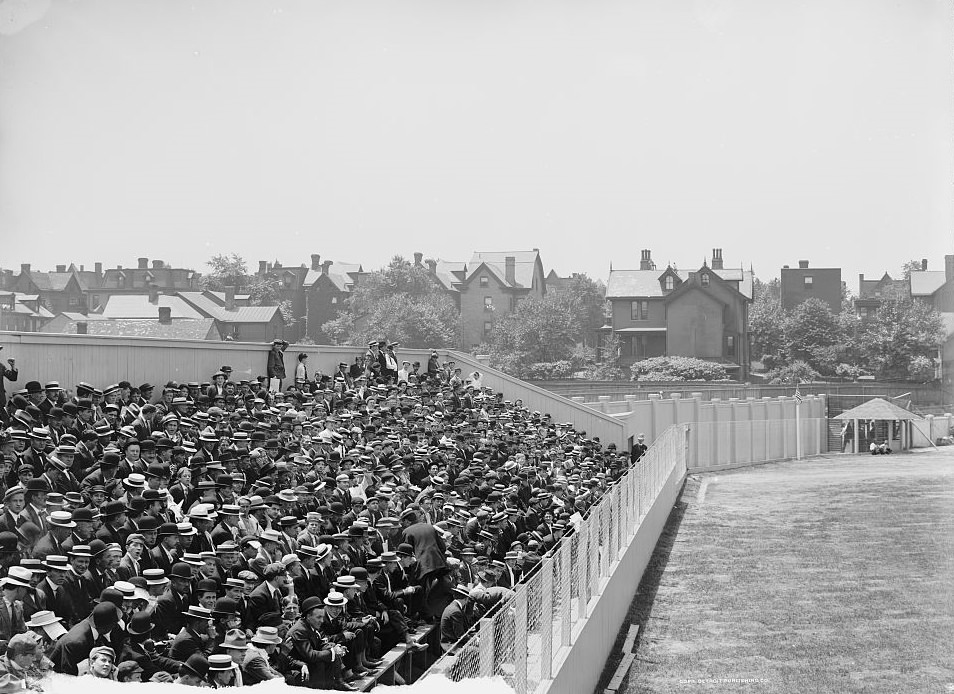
[[593, 478, 694, 693]]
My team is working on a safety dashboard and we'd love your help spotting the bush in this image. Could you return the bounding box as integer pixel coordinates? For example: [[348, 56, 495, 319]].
[[766, 360, 819, 385], [630, 356, 730, 382], [908, 355, 936, 382], [523, 361, 577, 380]]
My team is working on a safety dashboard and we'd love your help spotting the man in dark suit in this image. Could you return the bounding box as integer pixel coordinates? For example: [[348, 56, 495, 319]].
[[439, 586, 475, 653], [150, 523, 180, 576], [34, 555, 73, 624], [399, 509, 451, 618], [51, 601, 121, 675], [169, 605, 214, 662], [246, 563, 285, 628], [32, 511, 74, 561], [0, 350, 18, 419], [153, 562, 192, 638]]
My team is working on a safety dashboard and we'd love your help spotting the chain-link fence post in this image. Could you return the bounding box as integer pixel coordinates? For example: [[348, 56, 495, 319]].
[[514, 585, 528, 694], [577, 522, 588, 620], [560, 542, 571, 648], [541, 557, 553, 680], [478, 617, 494, 677]]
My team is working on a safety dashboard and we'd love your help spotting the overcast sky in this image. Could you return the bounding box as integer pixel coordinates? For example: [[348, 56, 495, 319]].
[[0, 0, 951, 289]]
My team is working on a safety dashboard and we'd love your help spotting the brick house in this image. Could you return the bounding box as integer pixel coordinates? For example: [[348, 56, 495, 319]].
[[12, 264, 89, 315], [780, 260, 843, 312], [855, 271, 909, 321], [604, 249, 752, 379], [301, 255, 365, 343], [458, 250, 547, 350]]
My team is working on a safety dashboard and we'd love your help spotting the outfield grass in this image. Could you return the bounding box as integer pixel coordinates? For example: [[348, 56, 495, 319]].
[[612, 449, 954, 694]]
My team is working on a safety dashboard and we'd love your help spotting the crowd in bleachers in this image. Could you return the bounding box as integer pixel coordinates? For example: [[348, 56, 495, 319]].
[[0, 338, 632, 690]]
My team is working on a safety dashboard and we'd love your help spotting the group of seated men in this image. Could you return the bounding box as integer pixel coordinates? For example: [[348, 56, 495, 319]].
[[0, 346, 633, 689]]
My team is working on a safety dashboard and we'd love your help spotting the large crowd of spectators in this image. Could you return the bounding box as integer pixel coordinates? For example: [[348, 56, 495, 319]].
[[0, 338, 630, 690]]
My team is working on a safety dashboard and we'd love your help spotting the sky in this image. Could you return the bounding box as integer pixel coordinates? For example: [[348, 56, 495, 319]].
[[0, 0, 951, 288]]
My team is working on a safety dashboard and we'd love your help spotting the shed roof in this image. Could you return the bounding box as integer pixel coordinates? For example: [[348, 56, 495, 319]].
[[833, 398, 923, 421]]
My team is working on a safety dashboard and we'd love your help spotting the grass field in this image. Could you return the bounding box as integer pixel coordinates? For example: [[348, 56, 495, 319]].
[[603, 449, 954, 694]]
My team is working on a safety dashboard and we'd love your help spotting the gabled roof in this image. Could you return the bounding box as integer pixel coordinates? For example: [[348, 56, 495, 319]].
[[176, 292, 280, 324], [663, 268, 733, 307], [909, 270, 946, 297], [467, 251, 541, 288], [433, 260, 468, 292], [858, 272, 907, 300], [24, 272, 78, 292], [302, 263, 363, 291], [606, 264, 753, 300], [101, 294, 205, 319]]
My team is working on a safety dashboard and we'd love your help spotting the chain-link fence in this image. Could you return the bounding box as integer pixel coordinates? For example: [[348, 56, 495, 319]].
[[423, 424, 689, 693]]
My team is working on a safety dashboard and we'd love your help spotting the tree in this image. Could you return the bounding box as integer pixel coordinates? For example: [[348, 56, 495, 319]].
[[783, 297, 845, 376], [857, 297, 944, 380], [201, 254, 248, 292], [749, 278, 786, 365], [484, 293, 582, 378], [200, 254, 296, 327], [901, 259, 925, 279], [549, 275, 606, 348], [321, 256, 460, 349]]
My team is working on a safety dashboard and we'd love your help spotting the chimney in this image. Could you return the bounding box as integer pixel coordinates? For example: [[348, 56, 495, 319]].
[[425, 258, 437, 274], [20, 264, 30, 275], [258, 260, 267, 276], [158, 307, 172, 324], [75, 321, 88, 335], [152, 260, 163, 269], [922, 258, 928, 271], [639, 250, 653, 271], [117, 265, 123, 270], [94, 262, 102, 275], [148, 285, 159, 304], [79, 265, 85, 272], [225, 286, 236, 311], [310, 254, 321, 271], [798, 260, 809, 269], [945, 255, 954, 282], [56, 265, 66, 273], [711, 249, 724, 270], [321, 260, 333, 274], [413, 252, 423, 266], [505, 256, 516, 285], [138, 257, 148, 270]]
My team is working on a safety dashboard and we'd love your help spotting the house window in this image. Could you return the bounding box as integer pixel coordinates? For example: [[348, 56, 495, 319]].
[[331, 296, 338, 304], [480, 276, 489, 288], [804, 276, 813, 288], [283, 276, 292, 288], [68, 295, 79, 308], [631, 300, 649, 321], [484, 321, 493, 334], [725, 335, 736, 356], [664, 276, 674, 291], [484, 296, 493, 311], [701, 273, 710, 287]]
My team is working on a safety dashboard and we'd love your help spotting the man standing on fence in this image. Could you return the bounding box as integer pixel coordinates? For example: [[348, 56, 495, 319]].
[[631, 433, 648, 463]]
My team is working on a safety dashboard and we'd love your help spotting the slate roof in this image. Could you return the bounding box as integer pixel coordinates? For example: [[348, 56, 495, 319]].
[[468, 251, 540, 288], [101, 295, 205, 320], [25, 272, 74, 292], [606, 265, 754, 299], [433, 261, 468, 292], [176, 292, 280, 323], [51, 318, 218, 339], [302, 263, 363, 291], [909, 270, 946, 297]]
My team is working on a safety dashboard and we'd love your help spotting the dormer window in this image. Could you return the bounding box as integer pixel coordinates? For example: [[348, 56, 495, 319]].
[[480, 276, 489, 288], [701, 273, 710, 287], [664, 276, 674, 291]]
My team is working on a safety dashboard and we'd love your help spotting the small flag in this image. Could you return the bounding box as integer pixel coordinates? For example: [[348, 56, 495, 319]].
[[794, 382, 802, 404]]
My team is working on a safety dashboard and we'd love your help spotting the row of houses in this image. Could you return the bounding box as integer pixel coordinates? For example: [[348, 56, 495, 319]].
[[0, 252, 554, 348], [4, 250, 952, 386]]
